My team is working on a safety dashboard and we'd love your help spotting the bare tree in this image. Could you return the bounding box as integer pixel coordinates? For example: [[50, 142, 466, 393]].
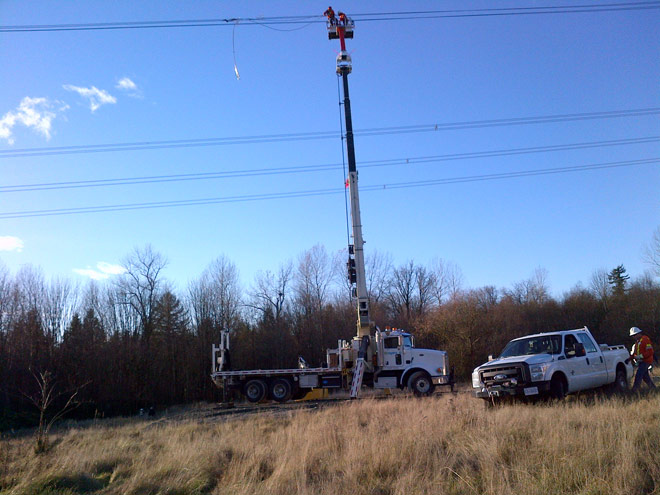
[[104, 285, 140, 336], [506, 268, 550, 305], [331, 248, 353, 305], [14, 265, 45, 314], [384, 261, 440, 322], [291, 245, 337, 361], [474, 285, 499, 310], [189, 255, 242, 331], [365, 250, 393, 304], [79, 281, 106, 328], [431, 259, 464, 303], [0, 262, 12, 337], [332, 248, 393, 308], [23, 370, 86, 453], [386, 260, 417, 322], [116, 245, 167, 340], [41, 277, 78, 344], [414, 265, 437, 316], [590, 268, 611, 310], [246, 262, 294, 368], [294, 244, 333, 314], [248, 262, 293, 322]]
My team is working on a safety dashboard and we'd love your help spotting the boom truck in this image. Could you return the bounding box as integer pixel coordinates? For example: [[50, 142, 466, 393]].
[[211, 10, 453, 403]]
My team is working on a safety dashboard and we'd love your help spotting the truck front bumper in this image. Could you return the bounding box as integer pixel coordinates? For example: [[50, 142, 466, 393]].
[[474, 380, 552, 399], [432, 375, 452, 385]]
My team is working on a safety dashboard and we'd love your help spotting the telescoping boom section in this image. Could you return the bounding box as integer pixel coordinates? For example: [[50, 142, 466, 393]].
[[210, 10, 453, 403]]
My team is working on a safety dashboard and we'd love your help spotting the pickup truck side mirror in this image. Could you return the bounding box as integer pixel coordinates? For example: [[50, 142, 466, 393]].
[[567, 342, 586, 358]]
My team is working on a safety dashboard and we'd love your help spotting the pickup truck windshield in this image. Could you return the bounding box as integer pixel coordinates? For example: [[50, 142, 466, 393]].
[[500, 335, 562, 358]]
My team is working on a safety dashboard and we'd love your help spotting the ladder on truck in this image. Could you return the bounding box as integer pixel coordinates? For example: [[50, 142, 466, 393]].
[[349, 336, 370, 398]]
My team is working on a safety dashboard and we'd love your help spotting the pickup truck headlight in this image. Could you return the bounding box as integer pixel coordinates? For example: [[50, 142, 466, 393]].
[[530, 364, 549, 382], [471, 369, 481, 388]]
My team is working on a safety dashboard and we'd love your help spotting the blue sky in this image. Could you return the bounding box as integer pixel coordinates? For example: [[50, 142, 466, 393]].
[[1, 1, 658, 296]]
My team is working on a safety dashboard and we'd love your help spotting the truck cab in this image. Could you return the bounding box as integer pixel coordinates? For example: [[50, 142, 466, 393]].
[[373, 328, 452, 394]]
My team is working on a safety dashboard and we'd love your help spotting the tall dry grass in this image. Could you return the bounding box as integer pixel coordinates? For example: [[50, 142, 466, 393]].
[[1, 392, 659, 495]]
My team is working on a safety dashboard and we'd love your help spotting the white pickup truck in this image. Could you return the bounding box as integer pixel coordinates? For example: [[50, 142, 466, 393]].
[[472, 327, 633, 403]]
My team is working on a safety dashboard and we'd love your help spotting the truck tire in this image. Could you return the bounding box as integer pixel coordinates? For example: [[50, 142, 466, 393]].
[[549, 375, 566, 400], [611, 366, 629, 394], [269, 378, 293, 403], [407, 371, 435, 397], [244, 379, 267, 403]]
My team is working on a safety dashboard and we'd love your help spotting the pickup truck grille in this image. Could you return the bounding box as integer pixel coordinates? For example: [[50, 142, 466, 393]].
[[480, 363, 529, 386]]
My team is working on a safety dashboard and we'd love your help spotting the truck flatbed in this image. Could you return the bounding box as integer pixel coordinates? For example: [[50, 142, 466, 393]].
[[211, 367, 341, 379]]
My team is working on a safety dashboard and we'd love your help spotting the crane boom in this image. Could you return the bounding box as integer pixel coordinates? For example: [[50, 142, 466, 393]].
[[329, 11, 372, 340]]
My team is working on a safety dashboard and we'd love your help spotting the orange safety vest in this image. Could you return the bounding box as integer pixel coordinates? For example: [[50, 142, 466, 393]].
[[632, 335, 654, 365]]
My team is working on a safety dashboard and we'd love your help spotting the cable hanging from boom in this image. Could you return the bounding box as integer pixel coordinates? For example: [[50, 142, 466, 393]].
[[232, 20, 240, 80]]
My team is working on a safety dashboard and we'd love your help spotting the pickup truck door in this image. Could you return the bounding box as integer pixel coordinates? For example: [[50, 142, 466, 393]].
[[576, 332, 608, 387], [563, 334, 591, 392]]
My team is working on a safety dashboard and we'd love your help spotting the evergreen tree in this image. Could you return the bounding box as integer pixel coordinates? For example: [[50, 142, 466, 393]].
[[607, 265, 630, 297]]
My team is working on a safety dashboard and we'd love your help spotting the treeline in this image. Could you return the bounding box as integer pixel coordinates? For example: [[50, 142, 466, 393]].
[[1, 244, 658, 426]]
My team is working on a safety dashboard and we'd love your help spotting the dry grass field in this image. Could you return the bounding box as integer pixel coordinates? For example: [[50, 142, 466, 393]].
[[1, 389, 659, 495]]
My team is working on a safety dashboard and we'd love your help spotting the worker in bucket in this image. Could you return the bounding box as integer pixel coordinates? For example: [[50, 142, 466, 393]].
[[324, 6, 336, 25], [629, 326, 656, 392]]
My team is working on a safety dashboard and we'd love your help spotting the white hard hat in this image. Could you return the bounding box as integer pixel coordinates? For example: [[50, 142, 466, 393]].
[[629, 326, 643, 337]]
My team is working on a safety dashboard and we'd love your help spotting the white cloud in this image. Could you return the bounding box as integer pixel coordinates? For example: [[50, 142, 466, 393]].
[[63, 84, 117, 112], [73, 261, 127, 281], [0, 236, 24, 252], [116, 77, 137, 91], [116, 77, 142, 98], [73, 268, 109, 281], [97, 262, 127, 275], [0, 97, 57, 144]]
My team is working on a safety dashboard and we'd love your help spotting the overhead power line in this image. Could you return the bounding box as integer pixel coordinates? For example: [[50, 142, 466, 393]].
[[0, 157, 656, 219], [1, 135, 658, 193], [2, 107, 658, 159], [1, 2, 658, 32]]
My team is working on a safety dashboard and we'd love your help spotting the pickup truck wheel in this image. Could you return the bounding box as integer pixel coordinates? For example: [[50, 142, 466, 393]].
[[244, 379, 267, 403], [611, 367, 629, 394], [408, 372, 435, 396], [270, 378, 293, 403], [550, 375, 566, 400]]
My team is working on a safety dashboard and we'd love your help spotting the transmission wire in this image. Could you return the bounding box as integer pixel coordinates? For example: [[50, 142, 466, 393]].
[[2, 107, 658, 160], [2, 135, 658, 193], [2, 3, 659, 32], [0, 157, 656, 219]]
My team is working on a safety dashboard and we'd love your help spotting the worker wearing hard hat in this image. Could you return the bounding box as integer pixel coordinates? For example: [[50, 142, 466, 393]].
[[629, 326, 656, 392], [324, 6, 336, 25]]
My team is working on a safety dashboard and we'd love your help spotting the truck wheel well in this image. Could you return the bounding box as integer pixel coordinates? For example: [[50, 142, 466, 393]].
[[550, 371, 568, 389], [611, 363, 629, 394], [400, 368, 429, 389]]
